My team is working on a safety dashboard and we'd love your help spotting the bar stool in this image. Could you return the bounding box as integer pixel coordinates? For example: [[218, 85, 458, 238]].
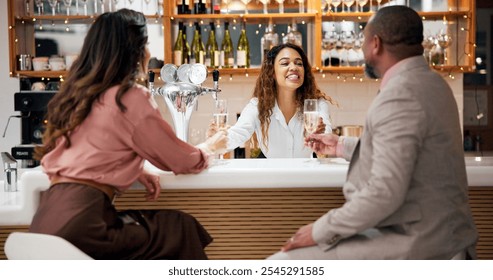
[[4, 232, 93, 260]]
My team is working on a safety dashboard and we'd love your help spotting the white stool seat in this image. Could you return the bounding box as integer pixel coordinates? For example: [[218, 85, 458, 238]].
[[4, 232, 93, 260]]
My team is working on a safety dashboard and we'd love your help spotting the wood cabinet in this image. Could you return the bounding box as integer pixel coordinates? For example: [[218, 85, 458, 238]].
[[7, 0, 476, 79]]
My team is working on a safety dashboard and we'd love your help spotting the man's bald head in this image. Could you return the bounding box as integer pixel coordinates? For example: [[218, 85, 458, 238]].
[[366, 5, 424, 59]]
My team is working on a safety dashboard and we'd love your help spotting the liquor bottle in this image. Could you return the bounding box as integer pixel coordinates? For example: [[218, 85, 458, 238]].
[[193, 0, 206, 14], [221, 21, 234, 68], [173, 22, 185, 66], [234, 113, 246, 158], [260, 21, 279, 62], [283, 21, 302, 47], [191, 22, 205, 64], [236, 20, 250, 68], [205, 22, 220, 68]]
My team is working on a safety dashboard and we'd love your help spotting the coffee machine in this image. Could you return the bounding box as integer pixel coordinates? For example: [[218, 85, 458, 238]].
[[11, 91, 55, 168]]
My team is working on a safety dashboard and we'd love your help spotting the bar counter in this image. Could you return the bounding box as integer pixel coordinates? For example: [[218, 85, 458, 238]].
[[1, 157, 492, 259]]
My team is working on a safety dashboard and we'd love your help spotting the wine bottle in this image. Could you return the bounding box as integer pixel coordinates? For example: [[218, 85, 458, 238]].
[[173, 22, 184, 66], [191, 22, 205, 64], [260, 21, 279, 62], [211, 0, 220, 14], [205, 22, 220, 68], [236, 20, 250, 68], [182, 23, 191, 64], [221, 21, 234, 68], [177, 0, 190, 14], [283, 21, 302, 47]]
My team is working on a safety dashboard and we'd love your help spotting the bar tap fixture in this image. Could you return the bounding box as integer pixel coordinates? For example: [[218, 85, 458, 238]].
[[154, 64, 221, 143], [1, 152, 18, 192]]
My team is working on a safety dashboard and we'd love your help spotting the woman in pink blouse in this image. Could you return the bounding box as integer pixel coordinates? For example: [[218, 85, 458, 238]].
[[29, 9, 227, 259]]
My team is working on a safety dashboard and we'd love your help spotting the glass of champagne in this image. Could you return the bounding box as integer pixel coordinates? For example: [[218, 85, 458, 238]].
[[213, 99, 228, 159], [304, 99, 319, 159], [240, 0, 251, 14]]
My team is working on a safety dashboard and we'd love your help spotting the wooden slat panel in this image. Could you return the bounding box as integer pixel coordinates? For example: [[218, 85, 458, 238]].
[[1, 187, 492, 259]]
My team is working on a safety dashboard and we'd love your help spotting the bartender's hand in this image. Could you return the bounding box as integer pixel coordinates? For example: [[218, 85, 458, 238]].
[[197, 130, 228, 155], [305, 133, 339, 157], [282, 223, 316, 252], [206, 120, 230, 138], [314, 117, 326, 134], [138, 169, 161, 201]]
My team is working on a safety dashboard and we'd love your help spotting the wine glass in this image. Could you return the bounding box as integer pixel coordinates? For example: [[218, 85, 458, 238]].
[[63, 0, 72, 15], [331, 0, 341, 13], [98, 0, 105, 13], [422, 34, 436, 65], [213, 99, 228, 159], [275, 0, 284, 14], [80, 0, 88, 15], [240, 0, 251, 14], [259, 0, 268, 14], [304, 99, 319, 159], [341, 30, 355, 66], [437, 31, 452, 66], [322, 30, 338, 67], [376, 0, 382, 10], [342, 0, 354, 13], [357, 0, 368, 12], [48, 0, 58, 16], [35, 0, 44, 15], [352, 31, 364, 66]]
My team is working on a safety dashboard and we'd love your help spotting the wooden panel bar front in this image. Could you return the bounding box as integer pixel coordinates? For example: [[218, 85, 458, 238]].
[[1, 187, 492, 260]]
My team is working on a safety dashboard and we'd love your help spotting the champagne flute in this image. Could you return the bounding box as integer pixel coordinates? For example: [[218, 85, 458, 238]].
[[80, 0, 88, 15], [304, 99, 319, 159], [213, 99, 228, 159], [376, 0, 382, 10], [222, 0, 231, 14]]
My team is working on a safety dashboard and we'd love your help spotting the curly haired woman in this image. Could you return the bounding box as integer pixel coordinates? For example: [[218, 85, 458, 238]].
[[213, 43, 337, 158]]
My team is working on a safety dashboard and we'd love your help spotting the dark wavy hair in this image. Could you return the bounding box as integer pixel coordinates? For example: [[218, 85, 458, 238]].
[[253, 43, 337, 148], [35, 9, 148, 159]]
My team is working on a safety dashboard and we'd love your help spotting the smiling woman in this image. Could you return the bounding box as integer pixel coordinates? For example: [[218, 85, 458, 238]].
[[208, 43, 338, 159]]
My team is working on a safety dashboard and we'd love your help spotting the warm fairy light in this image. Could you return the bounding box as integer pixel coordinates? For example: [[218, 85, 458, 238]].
[[245, 72, 249, 77], [66, 27, 70, 32], [64, 19, 68, 24], [9, 25, 12, 29], [15, 38, 18, 43], [359, 77, 363, 82], [422, 16, 426, 20], [200, 20, 204, 25], [41, 77, 45, 81], [229, 74, 233, 81], [21, 21, 25, 24], [258, 24, 262, 28], [33, 18, 36, 22], [302, 21, 305, 25], [357, 16, 361, 20], [463, 15, 468, 19], [255, 30, 259, 35], [337, 75, 340, 80], [171, 17, 174, 20], [322, 73, 325, 78]]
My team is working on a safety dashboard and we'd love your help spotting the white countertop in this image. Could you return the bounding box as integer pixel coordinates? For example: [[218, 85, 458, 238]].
[[1, 157, 493, 225]]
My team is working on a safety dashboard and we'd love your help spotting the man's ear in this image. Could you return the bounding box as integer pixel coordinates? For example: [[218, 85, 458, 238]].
[[372, 35, 384, 55]]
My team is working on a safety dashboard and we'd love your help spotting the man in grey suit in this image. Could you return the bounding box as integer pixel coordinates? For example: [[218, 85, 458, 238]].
[[268, 6, 478, 259]]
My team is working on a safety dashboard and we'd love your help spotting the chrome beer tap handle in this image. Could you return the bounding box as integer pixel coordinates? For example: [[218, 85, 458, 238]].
[[1, 152, 18, 192]]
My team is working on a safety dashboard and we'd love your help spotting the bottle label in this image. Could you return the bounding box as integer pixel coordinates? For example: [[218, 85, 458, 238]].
[[227, 57, 234, 67], [199, 51, 204, 64], [237, 50, 246, 67], [173, 51, 183, 66], [219, 51, 225, 67], [205, 58, 211, 67], [213, 51, 220, 67]]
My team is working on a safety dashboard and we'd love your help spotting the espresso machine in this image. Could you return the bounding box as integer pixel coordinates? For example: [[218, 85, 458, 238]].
[[10, 91, 55, 167], [154, 63, 220, 142]]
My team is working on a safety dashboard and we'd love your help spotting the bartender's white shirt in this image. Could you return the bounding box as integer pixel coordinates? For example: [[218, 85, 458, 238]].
[[227, 98, 332, 158]]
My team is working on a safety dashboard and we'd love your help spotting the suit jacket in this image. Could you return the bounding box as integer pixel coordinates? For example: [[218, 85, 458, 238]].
[[312, 56, 478, 259]]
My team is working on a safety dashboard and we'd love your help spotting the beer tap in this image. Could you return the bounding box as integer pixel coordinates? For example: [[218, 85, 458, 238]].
[[154, 64, 221, 143]]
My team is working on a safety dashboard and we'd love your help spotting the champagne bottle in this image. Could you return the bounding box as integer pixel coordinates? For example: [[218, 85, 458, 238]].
[[173, 22, 184, 66], [205, 22, 220, 68], [283, 20, 302, 47], [236, 20, 250, 68], [191, 22, 205, 64], [221, 21, 234, 68], [260, 21, 279, 62]]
